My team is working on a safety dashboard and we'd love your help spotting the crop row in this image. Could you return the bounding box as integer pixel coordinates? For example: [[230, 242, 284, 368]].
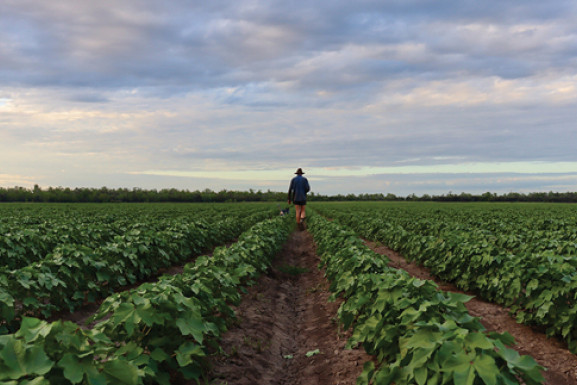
[[316, 204, 577, 354], [0, 204, 274, 270], [0, 221, 125, 271], [0, 210, 272, 333], [327, 204, 577, 256], [0, 215, 292, 384], [308, 213, 544, 385]]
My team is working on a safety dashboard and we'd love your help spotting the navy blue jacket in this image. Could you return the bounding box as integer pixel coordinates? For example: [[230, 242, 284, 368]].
[[288, 175, 310, 202]]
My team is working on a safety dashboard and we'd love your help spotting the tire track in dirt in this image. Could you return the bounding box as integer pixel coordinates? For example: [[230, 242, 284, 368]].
[[205, 230, 371, 385], [366, 240, 577, 385]]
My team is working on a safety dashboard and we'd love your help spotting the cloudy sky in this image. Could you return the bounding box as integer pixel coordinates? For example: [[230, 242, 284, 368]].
[[1, 0, 577, 196]]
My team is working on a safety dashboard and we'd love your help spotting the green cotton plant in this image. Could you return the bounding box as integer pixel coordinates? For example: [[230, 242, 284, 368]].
[[0, 291, 15, 334], [0, 317, 144, 385], [307, 213, 545, 385], [87, 216, 291, 384], [0, 214, 291, 384], [0, 213, 273, 330], [90, 282, 217, 384], [0, 221, 120, 271], [316, 204, 577, 355]]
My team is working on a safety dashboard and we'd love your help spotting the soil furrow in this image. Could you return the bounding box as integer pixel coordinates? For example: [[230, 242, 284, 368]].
[[366, 240, 577, 385], [205, 230, 371, 385]]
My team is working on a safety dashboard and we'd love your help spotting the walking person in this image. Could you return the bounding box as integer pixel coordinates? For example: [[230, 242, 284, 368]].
[[288, 168, 310, 229]]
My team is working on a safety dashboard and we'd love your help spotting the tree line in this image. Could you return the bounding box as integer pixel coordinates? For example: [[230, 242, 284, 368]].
[[0, 186, 286, 203], [1, 185, 577, 203]]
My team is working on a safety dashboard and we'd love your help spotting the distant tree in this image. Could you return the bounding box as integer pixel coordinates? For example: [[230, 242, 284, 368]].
[[384, 193, 398, 201]]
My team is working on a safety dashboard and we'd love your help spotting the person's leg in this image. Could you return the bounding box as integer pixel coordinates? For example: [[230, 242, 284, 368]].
[[294, 205, 302, 224], [300, 205, 306, 221]]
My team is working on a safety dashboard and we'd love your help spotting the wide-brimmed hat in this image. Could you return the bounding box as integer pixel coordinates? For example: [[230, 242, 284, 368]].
[[294, 168, 305, 175]]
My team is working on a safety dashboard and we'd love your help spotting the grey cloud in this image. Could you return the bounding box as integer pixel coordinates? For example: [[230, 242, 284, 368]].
[[68, 93, 110, 103], [2, 0, 576, 93], [148, 94, 577, 169]]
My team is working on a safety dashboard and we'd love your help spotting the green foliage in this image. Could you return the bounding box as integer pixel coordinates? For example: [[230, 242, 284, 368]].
[[308, 213, 545, 385], [316, 202, 577, 354], [0, 205, 275, 329], [0, 317, 144, 384], [0, 205, 291, 384], [89, 216, 291, 383]]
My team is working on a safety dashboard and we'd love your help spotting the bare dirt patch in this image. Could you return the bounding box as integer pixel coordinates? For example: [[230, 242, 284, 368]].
[[366, 240, 577, 385], [204, 230, 372, 385]]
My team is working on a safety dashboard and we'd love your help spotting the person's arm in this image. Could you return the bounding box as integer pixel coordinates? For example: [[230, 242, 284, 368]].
[[305, 178, 310, 193]]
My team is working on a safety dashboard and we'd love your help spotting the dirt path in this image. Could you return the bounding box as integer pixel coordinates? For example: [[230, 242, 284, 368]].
[[204, 230, 372, 385], [366, 241, 577, 385]]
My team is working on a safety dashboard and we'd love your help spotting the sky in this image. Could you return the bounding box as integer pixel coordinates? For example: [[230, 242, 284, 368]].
[[1, 0, 577, 196]]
